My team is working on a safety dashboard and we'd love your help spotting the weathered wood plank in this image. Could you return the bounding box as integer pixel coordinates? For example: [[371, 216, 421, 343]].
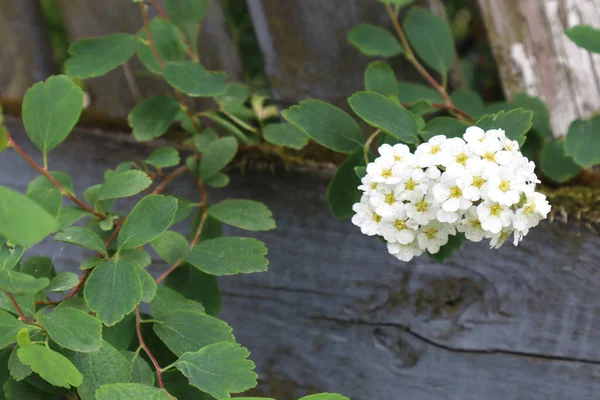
[[477, 0, 600, 136], [0, 0, 55, 97], [1, 122, 600, 399]]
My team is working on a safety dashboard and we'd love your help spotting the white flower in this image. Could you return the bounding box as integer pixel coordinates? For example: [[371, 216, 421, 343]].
[[468, 135, 512, 165], [457, 206, 486, 242], [477, 200, 513, 234], [489, 228, 513, 249], [486, 166, 527, 206], [380, 207, 419, 244], [415, 135, 446, 167], [417, 221, 456, 253], [351, 195, 384, 236], [432, 168, 479, 213], [379, 143, 415, 165], [405, 193, 439, 225], [369, 184, 404, 218], [366, 154, 403, 184], [387, 241, 423, 262], [439, 137, 474, 168], [513, 192, 551, 232], [357, 174, 379, 194], [397, 168, 429, 202], [463, 126, 485, 144]]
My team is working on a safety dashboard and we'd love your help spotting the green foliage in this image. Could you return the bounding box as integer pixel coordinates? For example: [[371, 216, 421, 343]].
[[540, 140, 581, 184], [65, 34, 138, 78], [199, 137, 238, 180], [96, 383, 170, 400], [0, 270, 49, 295], [397, 82, 443, 104], [39, 308, 102, 352], [364, 61, 398, 98], [208, 200, 275, 231], [128, 95, 181, 141], [137, 18, 186, 74], [475, 109, 533, 146], [54, 227, 106, 254], [263, 123, 309, 150], [17, 345, 82, 388], [512, 93, 552, 138], [151, 231, 189, 265], [347, 24, 403, 58], [164, 62, 227, 97], [420, 117, 469, 141], [163, 0, 207, 49], [564, 25, 600, 53], [565, 115, 600, 168], [185, 237, 268, 276], [0, 311, 27, 349], [165, 265, 221, 316], [150, 286, 205, 320], [327, 150, 365, 219], [145, 147, 180, 168], [450, 90, 485, 118], [428, 233, 465, 263]]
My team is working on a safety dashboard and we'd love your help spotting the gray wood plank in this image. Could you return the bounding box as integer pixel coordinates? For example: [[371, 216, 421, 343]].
[[1, 121, 600, 400]]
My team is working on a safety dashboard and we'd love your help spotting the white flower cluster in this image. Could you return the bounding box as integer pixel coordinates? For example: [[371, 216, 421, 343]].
[[351, 127, 551, 262]]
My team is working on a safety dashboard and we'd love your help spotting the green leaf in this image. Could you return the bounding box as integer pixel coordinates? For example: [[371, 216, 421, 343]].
[[163, 370, 214, 400], [151, 231, 189, 264], [16, 329, 29, 348], [163, 0, 207, 49], [193, 129, 218, 153], [65, 33, 138, 78], [145, 147, 180, 168], [135, 266, 157, 303], [22, 75, 83, 156], [202, 112, 250, 144], [512, 93, 552, 138], [96, 383, 170, 400], [378, 0, 414, 5], [397, 82, 444, 104], [299, 395, 350, 400], [8, 347, 31, 381], [54, 226, 106, 254], [165, 265, 221, 316], [150, 286, 205, 320], [83, 185, 115, 213], [565, 25, 600, 53], [208, 200, 275, 231], [102, 313, 135, 351], [348, 91, 418, 144], [428, 233, 465, 262], [420, 117, 469, 141], [199, 137, 238, 181], [215, 83, 249, 105], [118, 195, 178, 250], [84, 258, 142, 326], [137, 18, 186, 74], [404, 7, 455, 76], [0, 241, 24, 271], [0, 127, 7, 154], [475, 109, 533, 146], [79, 257, 104, 271], [0, 311, 27, 349], [205, 173, 230, 188], [327, 150, 364, 219], [263, 123, 309, 150], [0, 293, 34, 320], [119, 249, 151, 269], [154, 310, 234, 356], [66, 341, 131, 400], [3, 378, 57, 400], [122, 352, 154, 386], [17, 345, 82, 388], [174, 342, 257, 400], [128, 95, 181, 141], [565, 116, 600, 168], [0, 271, 48, 295], [282, 100, 364, 153], [347, 24, 403, 57], [541, 140, 581, 183], [364, 61, 398, 98], [98, 170, 151, 200], [164, 62, 227, 97], [25, 186, 61, 218], [39, 308, 101, 352], [57, 206, 90, 230], [185, 237, 268, 276], [173, 198, 195, 224], [450, 90, 485, 118], [46, 272, 79, 292]]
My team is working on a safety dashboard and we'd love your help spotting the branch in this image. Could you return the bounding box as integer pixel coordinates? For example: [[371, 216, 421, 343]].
[[148, 0, 200, 63], [4, 291, 36, 324], [152, 164, 189, 195], [364, 129, 381, 164]]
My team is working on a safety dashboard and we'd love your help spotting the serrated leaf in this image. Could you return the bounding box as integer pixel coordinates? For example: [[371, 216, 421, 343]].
[[299, 395, 350, 400], [208, 200, 275, 231], [420, 117, 469, 141], [565, 25, 600, 53], [397, 82, 444, 104], [541, 140, 581, 183], [193, 129, 218, 153], [199, 137, 238, 181], [145, 147, 180, 168], [165, 265, 221, 316], [102, 313, 135, 351], [0, 270, 48, 295], [54, 226, 106, 254], [164, 62, 227, 97], [428, 233, 464, 262], [565, 116, 600, 168], [347, 24, 403, 57], [8, 347, 31, 381], [84, 258, 142, 326], [46, 272, 79, 292], [66, 341, 131, 400], [185, 237, 268, 276], [0, 241, 24, 271], [174, 342, 257, 400], [364, 61, 398, 98], [122, 352, 154, 386], [404, 8, 455, 76], [154, 310, 234, 356], [96, 382, 170, 400], [162, 370, 214, 400], [17, 345, 82, 388], [65, 33, 138, 78], [151, 231, 189, 264], [475, 109, 533, 146], [22, 75, 83, 157], [0, 311, 27, 349], [164, 0, 207, 49], [57, 206, 90, 230], [450, 90, 485, 118], [135, 266, 157, 303], [150, 286, 205, 320], [263, 123, 309, 150], [118, 195, 178, 250], [512, 93, 552, 138], [348, 91, 419, 144], [205, 173, 230, 188], [39, 308, 101, 352], [128, 95, 181, 141], [2, 378, 55, 400], [137, 18, 186, 74], [327, 150, 364, 219], [282, 100, 364, 153], [98, 170, 151, 200]]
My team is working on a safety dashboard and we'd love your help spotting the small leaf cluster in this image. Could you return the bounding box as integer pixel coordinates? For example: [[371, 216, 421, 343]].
[[0, 0, 347, 399]]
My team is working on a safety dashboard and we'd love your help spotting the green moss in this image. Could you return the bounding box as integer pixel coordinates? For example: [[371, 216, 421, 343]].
[[540, 186, 600, 224]]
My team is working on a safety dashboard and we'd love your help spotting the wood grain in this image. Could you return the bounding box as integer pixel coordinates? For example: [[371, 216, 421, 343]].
[[1, 122, 600, 400]]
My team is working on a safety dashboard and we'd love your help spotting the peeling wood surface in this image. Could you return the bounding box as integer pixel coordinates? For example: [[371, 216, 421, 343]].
[[477, 0, 600, 136], [0, 0, 55, 97], [2, 122, 600, 399]]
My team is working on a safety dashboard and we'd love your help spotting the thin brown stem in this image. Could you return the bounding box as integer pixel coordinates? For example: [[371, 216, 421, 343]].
[[174, 91, 202, 133], [4, 129, 105, 219], [364, 129, 381, 164], [4, 291, 36, 324], [152, 164, 189, 195], [148, 0, 200, 63]]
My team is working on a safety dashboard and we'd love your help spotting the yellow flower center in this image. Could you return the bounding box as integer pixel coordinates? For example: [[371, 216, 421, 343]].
[[426, 228, 437, 239], [416, 200, 428, 212], [371, 183, 377, 190], [381, 169, 392, 178], [483, 152, 496, 162], [472, 176, 485, 188], [394, 219, 407, 230], [405, 179, 417, 191], [490, 204, 502, 216], [471, 218, 481, 228], [450, 186, 462, 198], [385, 193, 396, 205], [524, 203, 536, 215], [499, 180, 510, 192], [430, 145, 441, 154], [455, 153, 468, 165], [372, 213, 382, 223], [394, 155, 402, 161]]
